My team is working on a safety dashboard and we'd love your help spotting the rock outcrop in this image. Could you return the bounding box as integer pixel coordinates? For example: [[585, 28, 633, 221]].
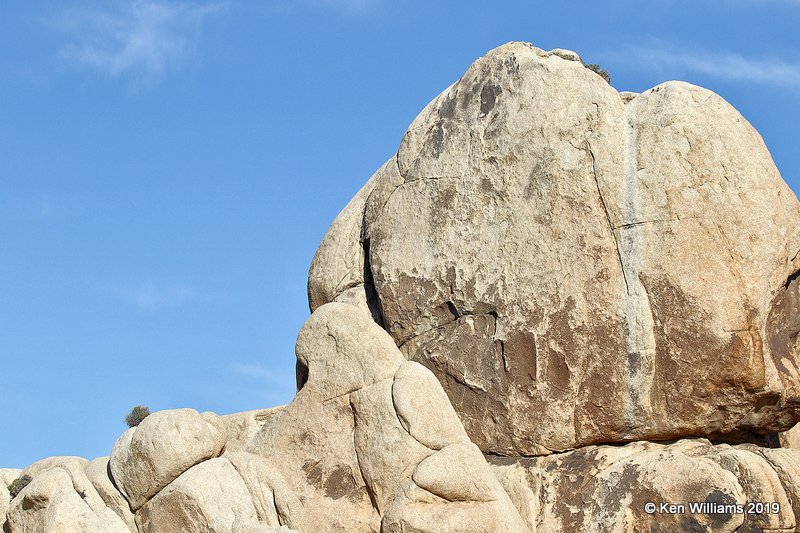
[[492, 439, 800, 532], [4, 41, 800, 533], [309, 41, 800, 456]]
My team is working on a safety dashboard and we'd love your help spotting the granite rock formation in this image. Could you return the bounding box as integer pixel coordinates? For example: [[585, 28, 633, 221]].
[[4, 42, 800, 533], [309, 41, 800, 456]]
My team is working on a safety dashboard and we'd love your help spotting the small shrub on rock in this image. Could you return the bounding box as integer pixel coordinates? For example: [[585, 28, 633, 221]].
[[583, 62, 611, 85], [125, 405, 151, 428], [8, 474, 32, 498]]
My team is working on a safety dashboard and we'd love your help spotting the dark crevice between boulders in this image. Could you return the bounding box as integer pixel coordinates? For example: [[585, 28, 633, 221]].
[[358, 168, 387, 330], [106, 460, 135, 516], [361, 239, 385, 328], [785, 269, 800, 289], [296, 360, 309, 392], [482, 431, 790, 464]]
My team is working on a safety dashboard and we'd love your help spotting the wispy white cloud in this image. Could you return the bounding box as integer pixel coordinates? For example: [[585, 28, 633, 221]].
[[613, 44, 800, 89], [267, 0, 381, 16], [0, 195, 84, 221], [57, 1, 224, 83], [229, 362, 295, 386], [305, 0, 380, 14], [99, 281, 197, 309]]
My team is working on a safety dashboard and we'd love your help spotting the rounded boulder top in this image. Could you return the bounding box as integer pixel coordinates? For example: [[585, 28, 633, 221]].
[[308, 42, 800, 456]]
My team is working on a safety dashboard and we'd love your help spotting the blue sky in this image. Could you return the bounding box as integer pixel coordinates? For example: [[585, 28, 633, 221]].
[[1, 0, 798, 468]]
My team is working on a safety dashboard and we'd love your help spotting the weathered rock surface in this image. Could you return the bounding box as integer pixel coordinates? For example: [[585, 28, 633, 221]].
[[202, 408, 284, 454], [84, 456, 137, 532], [1, 482, 9, 531], [135, 457, 260, 532], [4, 303, 524, 533], [109, 407, 225, 511], [2, 468, 22, 530], [491, 438, 800, 532], [781, 423, 800, 449], [0, 468, 21, 488], [6, 463, 130, 533], [309, 41, 800, 455], [247, 302, 525, 533]]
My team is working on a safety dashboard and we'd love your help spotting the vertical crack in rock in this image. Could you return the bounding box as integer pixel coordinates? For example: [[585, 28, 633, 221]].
[[587, 139, 629, 295], [349, 395, 380, 514], [619, 107, 657, 437]]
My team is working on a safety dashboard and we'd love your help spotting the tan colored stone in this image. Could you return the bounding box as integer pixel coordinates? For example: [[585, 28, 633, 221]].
[[135, 457, 260, 533], [759, 447, 800, 530], [307, 165, 383, 323], [547, 48, 582, 62], [247, 302, 404, 532], [109, 408, 225, 511], [490, 439, 800, 532], [311, 40, 800, 455], [780, 423, 800, 449], [392, 361, 469, 451], [1, 481, 9, 531], [700, 445, 794, 532], [224, 451, 304, 530], [6, 467, 129, 533], [1, 468, 20, 529], [246, 302, 524, 532], [202, 407, 284, 453], [22, 455, 88, 478], [412, 442, 502, 503], [350, 378, 432, 514], [19, 455, 132, 532], [85, 456, 137, 532], [0, 468, 22, 488]]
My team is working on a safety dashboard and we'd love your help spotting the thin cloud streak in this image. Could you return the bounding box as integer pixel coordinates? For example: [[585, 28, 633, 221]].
[[306, 0, 379, 14], [99, 281, 197, 309], [617, 45, 800, 89], [229, 362, 295, 387], [57, 1, 224, 83], [0, 196, 83, 221]]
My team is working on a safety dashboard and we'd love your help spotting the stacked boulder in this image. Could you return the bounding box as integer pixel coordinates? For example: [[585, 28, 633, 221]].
[[4, 42, 800, 532], [2, 304, 524, 532]]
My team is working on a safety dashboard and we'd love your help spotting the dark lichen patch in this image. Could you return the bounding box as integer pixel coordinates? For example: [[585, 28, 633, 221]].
[[505, 330, 538, 384], [302, 461, 362, 503], [704, 489, 738, 529], [480, 82, 501, 117], [323, 464, 361, 502]]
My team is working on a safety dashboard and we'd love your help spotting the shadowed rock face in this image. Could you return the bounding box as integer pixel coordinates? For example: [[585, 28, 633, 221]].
[[309, 41, 800, 456]]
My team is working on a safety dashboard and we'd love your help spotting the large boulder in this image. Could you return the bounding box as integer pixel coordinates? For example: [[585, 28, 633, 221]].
[[135, 457, 261, 533], [5, 465, 130, 533], [109, 408, 225, 511], [247, 302, 525, 533], [308, 41, 800, 455], [84, 456, 137, 532]]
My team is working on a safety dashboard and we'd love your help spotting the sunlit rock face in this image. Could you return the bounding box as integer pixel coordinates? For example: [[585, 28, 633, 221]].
[[6, 42, 800, 533], [309, 41, 800, 456]]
